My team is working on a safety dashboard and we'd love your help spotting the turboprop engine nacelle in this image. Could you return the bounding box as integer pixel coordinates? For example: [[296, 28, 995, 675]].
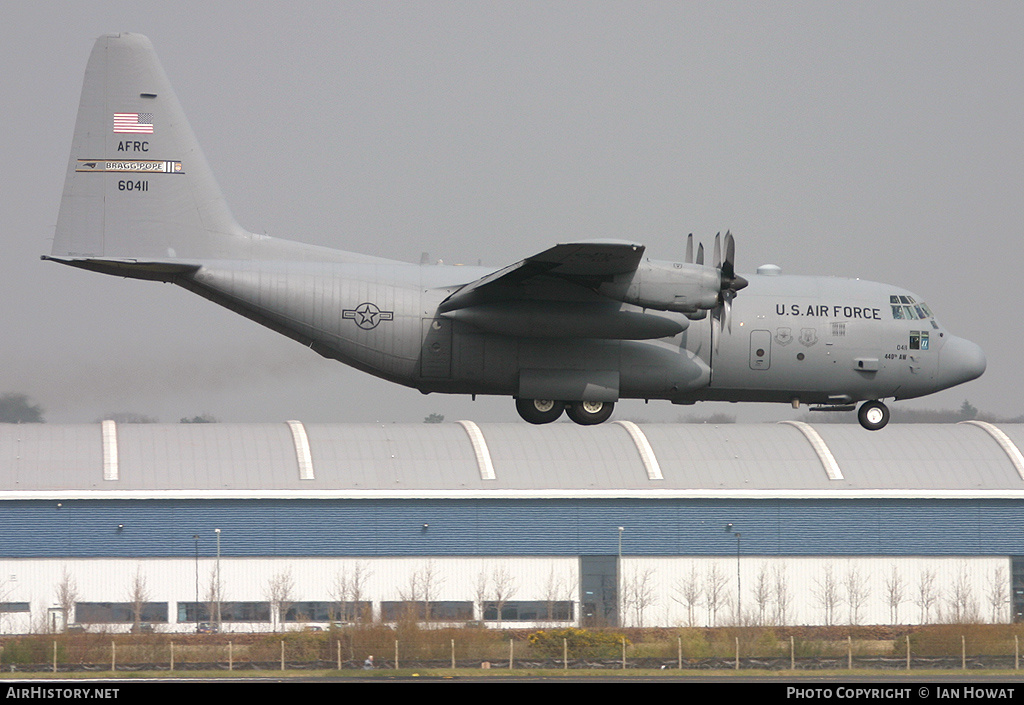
[[598, 260, 722, 314]]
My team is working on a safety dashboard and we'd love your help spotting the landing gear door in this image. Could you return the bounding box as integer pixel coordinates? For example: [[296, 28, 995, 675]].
[[749, 330, 771, 370]]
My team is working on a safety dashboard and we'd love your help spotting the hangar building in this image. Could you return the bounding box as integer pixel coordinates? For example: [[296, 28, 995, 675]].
[[1, 420, 1022, 632]]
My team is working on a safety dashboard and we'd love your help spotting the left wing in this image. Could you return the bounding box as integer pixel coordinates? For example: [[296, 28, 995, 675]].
[[437, 240, 692, 340], [439, 239, 644, 312]]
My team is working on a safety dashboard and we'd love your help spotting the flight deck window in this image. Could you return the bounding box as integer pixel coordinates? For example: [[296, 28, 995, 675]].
[[889, 295, 936, 322]]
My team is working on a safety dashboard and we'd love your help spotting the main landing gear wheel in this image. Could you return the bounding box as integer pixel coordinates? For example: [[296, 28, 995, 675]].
[[566, 400, 615, 426], [515, 398, 565, 424], [858, 400, 890, 431]]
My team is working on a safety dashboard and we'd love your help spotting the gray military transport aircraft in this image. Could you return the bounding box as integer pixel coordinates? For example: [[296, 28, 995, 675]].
[[46, 34, 986, 430]]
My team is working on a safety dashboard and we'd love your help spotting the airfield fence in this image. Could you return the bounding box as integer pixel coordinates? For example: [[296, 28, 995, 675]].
[[3, 625, 1024, 673]]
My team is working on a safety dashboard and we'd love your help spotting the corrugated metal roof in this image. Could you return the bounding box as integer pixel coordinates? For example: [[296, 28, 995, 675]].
[[2, 421, 1024, 498]]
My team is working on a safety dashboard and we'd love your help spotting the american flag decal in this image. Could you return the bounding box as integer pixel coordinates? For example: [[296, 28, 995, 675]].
[[113, 113, 154, 134]]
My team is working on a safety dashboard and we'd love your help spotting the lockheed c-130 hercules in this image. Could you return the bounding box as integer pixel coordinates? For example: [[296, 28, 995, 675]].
[[46, 34, 986, 430]]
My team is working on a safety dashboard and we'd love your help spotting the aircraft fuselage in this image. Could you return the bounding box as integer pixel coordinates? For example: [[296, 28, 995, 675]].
[[178, 258, 984, 411]]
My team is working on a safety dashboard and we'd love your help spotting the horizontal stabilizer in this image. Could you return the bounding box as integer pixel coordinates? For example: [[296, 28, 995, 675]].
[[42, 255, 200, 282]]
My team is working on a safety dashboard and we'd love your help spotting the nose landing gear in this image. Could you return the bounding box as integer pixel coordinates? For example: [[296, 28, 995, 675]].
[[857, 400, 890, 431]]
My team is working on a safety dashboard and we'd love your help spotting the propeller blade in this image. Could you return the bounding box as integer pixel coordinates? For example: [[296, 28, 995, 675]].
[[696, 243, 704, 265], [722, 230, 736, 280], [685, 234, 693, 264], [713, 232, 721, 269]]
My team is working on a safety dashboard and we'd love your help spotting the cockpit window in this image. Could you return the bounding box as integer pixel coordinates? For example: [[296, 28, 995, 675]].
[[890, 295, 934, 321]]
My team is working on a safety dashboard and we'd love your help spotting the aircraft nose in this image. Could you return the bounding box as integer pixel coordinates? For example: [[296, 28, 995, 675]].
[[938, 335, 986, 389]]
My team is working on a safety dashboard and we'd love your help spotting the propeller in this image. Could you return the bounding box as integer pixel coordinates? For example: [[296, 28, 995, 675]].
[[709, 230, 748, 340], [719, 231, 747, 300]]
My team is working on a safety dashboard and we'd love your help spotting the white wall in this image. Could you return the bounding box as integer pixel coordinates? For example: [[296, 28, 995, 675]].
[[0, 556, 579, 633], [620, 556, 1012, 628], [0, 555, 1012, 633]]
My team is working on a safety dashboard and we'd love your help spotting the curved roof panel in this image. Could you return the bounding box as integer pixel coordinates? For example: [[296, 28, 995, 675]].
[[2, 421, 1023, 498]]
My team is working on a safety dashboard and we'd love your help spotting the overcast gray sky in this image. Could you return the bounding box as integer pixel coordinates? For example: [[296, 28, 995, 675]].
[[2, 1, 1020, 424]]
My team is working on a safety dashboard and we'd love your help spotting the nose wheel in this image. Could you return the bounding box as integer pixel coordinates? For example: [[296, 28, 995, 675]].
[[857, 400, 890, 431]]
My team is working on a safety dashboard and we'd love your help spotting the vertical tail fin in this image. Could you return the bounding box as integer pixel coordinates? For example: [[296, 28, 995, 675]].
[[52, 33, 247, 261]]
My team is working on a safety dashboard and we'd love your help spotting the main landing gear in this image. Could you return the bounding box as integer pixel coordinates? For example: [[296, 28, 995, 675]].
[[857, 400, 890, 431], [515, 398, 615, 426]]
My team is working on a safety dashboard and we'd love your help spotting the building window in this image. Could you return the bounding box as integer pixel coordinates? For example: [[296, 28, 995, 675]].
[[282, 601, 371, 622], [380, 601, 473, 622], [76, 602, 168, 623], [0, 603, 30, 613], [176, 601, 270, 622], [483, 601, 574, 621]]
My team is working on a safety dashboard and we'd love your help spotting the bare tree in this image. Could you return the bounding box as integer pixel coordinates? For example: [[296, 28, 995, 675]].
[[704, 563, 731, 626], [331, 562, 373, 624], [843, 564, 871, 625], [946, 562, 979, 623], [54, 567, 78, 630], [772, 564, 792, 626], [914, 568, 938, 624], [751, 562, 773, 625], [205, 567, 223, 631], [127, 565, 150, 632], [0, 577, 18, 633], [541, 567, 563, 622], [621, 566, 656, 628], [558, 566, 579, 623], [672, 564, 703, 627], [397, 568, 423, 623], [987, 565, 1009, 624], [488, 566, 517, 628], [398, 561, 446, 624], [475, 568, 491, 622], [883, 564, 907, 625], [266, 568, 296, 631], [812, 564, 841, 626], [421, 561, 445, 624]]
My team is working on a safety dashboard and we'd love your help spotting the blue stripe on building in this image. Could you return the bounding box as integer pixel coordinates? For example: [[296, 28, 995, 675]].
[[0, 498, 1019, 558]]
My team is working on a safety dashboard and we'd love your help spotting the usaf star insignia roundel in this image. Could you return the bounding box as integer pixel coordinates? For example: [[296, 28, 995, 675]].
[[343, 302, 395, 330]]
